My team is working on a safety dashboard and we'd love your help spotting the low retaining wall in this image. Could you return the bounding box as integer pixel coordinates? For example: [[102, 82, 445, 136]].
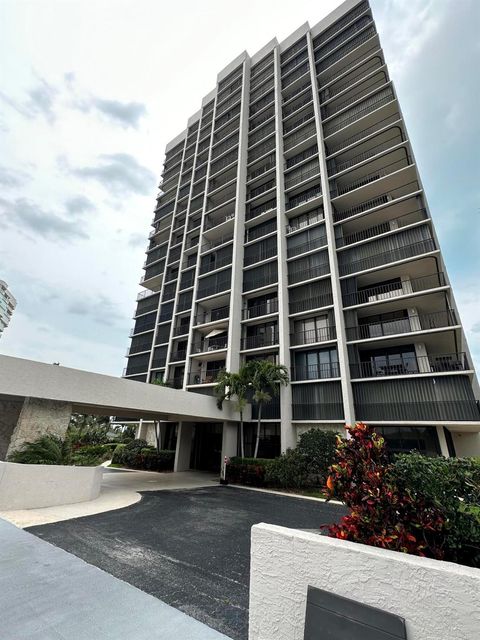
[[249, 523, 480, 640], [0, 461, 102, 510]]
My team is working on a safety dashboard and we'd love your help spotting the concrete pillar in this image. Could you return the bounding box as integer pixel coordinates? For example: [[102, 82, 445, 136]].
[[6, 397, 72, 459], [0, 398, 24, 460], [436, 425, 450, 457], [174, 422, 194, 471], [137, 419, 148, 440], [221, 421, 238, 476], [451, 431, 480, 457]]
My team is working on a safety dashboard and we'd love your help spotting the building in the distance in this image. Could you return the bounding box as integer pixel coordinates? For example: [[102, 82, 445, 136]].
[[0, 280, 16, 338], [123, 0, 480, 468]]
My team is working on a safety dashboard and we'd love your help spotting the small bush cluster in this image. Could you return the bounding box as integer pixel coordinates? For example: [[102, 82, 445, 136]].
[[226, 428, 338, 489], [71, 443, 117, 466], [325, 423, 480, 568], [111, 442, 175, 472]]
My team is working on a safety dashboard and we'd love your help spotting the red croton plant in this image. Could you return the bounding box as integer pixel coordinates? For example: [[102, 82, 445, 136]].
[[324, 422, 447, 559]]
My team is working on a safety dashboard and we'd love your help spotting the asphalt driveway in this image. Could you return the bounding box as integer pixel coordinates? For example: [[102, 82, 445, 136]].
[[28, 486, 345, 640]]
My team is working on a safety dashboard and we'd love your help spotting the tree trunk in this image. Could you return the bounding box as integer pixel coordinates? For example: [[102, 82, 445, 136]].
[[154, 421, 161, 453], [254, 404, 262, 459], [240, 411, 245, 459]]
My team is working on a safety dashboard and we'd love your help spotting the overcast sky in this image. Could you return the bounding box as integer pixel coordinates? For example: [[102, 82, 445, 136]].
[[0, 0, 479, 376]]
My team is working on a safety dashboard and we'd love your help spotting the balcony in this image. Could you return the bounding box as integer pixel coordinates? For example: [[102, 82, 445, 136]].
[[338, 237, 436, 277], [313, 1, 368, 48], [282, 61, 310, 90], [283, 90, 313, 119], [284, 110, 314, 135], [290, 326, 336, 346], [124, 364, 149, 376], [201, 232, 234, 253], [320, 55, 383, 104], [173, 324, 190, 337], [351, 352, 470, 379], [292, 362, 340, 381], [288, 260, 330, 285], [333, 180, 421, 223], [328, 129, 404, 177], [166, 376, 184, 390], [197, 278, 231, 300], [241, 333, 279, 350], [192, 336, 229, 354], [245, 219, 277, 243], [249, 90, 274, 117], [247, 155, 276, 182], [247, 178, 275, 201], [346, 309, 458, 342], [243, 271, 277, 293], [248, 138, 275, 164], [292, 402, 344, 420], [286, 184, 322, 211], [284, 163, 320, 191], [126, 341, 152, 356], [170, 350, 187, 362], [188, 369, 223, 385], [204, 209, 235, 231], [199, 254, 232, 275], [342, 273, 446, 308], [242, 298, 279, 320], [284, 123, 317, 152], [355, 400, 480, 423], [286, 207, 324, 234], [285, 144, 318, 170], [289, 292, 333, 315], [145, 245, 168, 266], [336, 207, 428, 248], [287, 234, 327, 259], [322, 69, 387, 122], [194, 305, 230, 325], [315, 14, 372, 62], [246, 198, 276, 222], [324, 86, 395, 138], [316, 24, 377, 76]]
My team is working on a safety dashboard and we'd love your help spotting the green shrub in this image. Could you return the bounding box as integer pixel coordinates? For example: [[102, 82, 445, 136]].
[[265, 449, 309, 489], [8, 434, 72, 465], [124, 439, 148, 451], [111, 443, 175, 472], [226, 457, 272, 486], [297, 428, 338, 484], [111, 444, 127, 465], [70, 443, 116, 467], [391, 453, 480, 567]]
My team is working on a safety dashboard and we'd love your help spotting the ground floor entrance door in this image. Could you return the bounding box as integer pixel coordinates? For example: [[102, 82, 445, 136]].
[[190, 423, 223, 472]]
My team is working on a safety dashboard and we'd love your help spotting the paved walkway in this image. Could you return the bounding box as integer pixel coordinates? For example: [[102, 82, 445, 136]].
[[29, 486, 345, 640], [0, 517, 229, 640], [0, 469, 219, 528]]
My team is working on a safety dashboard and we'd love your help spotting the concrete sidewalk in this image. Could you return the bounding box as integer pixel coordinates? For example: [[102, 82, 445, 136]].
[[0, 517, 229, 640], [0, 469, 219, 528]]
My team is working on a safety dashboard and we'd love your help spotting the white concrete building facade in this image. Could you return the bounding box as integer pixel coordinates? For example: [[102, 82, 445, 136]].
[[124, 0, 480, 467], [0, 280, 16, 338]]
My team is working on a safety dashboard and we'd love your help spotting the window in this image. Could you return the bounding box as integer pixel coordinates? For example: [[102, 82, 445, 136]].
[[294, 348, 339, 379], [294, 315, 331, 344]]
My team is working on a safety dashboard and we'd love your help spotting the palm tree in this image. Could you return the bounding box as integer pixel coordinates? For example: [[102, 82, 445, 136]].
[[245, 360, 289, 458], [214, 369, 249, 458]]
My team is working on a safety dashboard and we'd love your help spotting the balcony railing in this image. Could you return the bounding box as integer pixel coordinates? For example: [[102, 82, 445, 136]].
[[284, 110, 315, 135], [336, 208, 427, 248], [287, 234, 328, 258], [188, 369, 224, 385], [283, 79, 311, 105], [315, 15, 372, 62], [244, 244, 277, 266], [242, 298, 279, 320], [289, 292, 333, 315], [166, 377, 184, 390], [248, 138, 275, 163], [247, 178, 275, 200], [243, 271, 277, 292], [241, 333, 279, 350], [288, 261, 330, 284], [286, 185, 322, 210], [322, 71, 386, 121], [130, 319, 155, 335], [355, 399, 480, 423], [293, 402, 344, 420], [197, 279, 231, 299], [204, 211, 235, 230], [338, 237, 436, 276], [290, 326, 336, 346], [127, 342, 152, 356], [247, 156, 276, 181], [320, 56, 383, 104], [351, 352, 469, 379], [333, 180, 421, 223], [173, 324, 190, 337], [194, 305, 230, 325], [170, 350, 187, 362], [324, 87, 395, 137], [249, 121, 275, 148], [343, 272, 447, 307], [199, 255, 232, 275], [331, 156, 411, 198], [245, 219, 276, 242], [282, 62, 310, 89], [316, 25, 377, 75], [285, 144, 318, 170], [283, 91, 312, 119], [346, 309, 458, 341], [313, 1, 368, 48], [285, 165, 320, 191], [292, 362, 340, 381], [329, 133, 404, 176], [192, 337, 228, 353], [124, 364, 149, 376], [201, 232, 234, 252], [286, 208, 324, 234], [284, 123, 317, 151], [246, 198, 276, 221]]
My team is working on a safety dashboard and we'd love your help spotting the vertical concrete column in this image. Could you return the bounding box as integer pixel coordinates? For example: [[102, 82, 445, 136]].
[[436, 425, 450, 457], [273, 44, 295, 452], [174, 422, 194, 471], [226, 57, 250, 373], [137, 419, 148, 440], [307, 32, 355, 427], [221, 421, 238, 476], [6, 397, 72, 458]]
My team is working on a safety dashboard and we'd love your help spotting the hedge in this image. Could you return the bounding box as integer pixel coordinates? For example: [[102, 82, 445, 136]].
[[226, 457, 272, 486], [111, 444, 175, 472]]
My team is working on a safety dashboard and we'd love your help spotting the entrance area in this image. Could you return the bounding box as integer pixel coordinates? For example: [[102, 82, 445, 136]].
[[190, 423, 223, 472]]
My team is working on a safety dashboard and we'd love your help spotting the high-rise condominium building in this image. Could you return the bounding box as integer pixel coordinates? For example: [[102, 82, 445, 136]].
[[0, 280, 16, 338], [123, 0, 480, 466]]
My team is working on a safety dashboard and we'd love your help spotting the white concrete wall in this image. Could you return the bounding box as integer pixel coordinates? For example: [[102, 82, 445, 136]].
[[249, 523, 480, 640], [0, 461, 102, 510]]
